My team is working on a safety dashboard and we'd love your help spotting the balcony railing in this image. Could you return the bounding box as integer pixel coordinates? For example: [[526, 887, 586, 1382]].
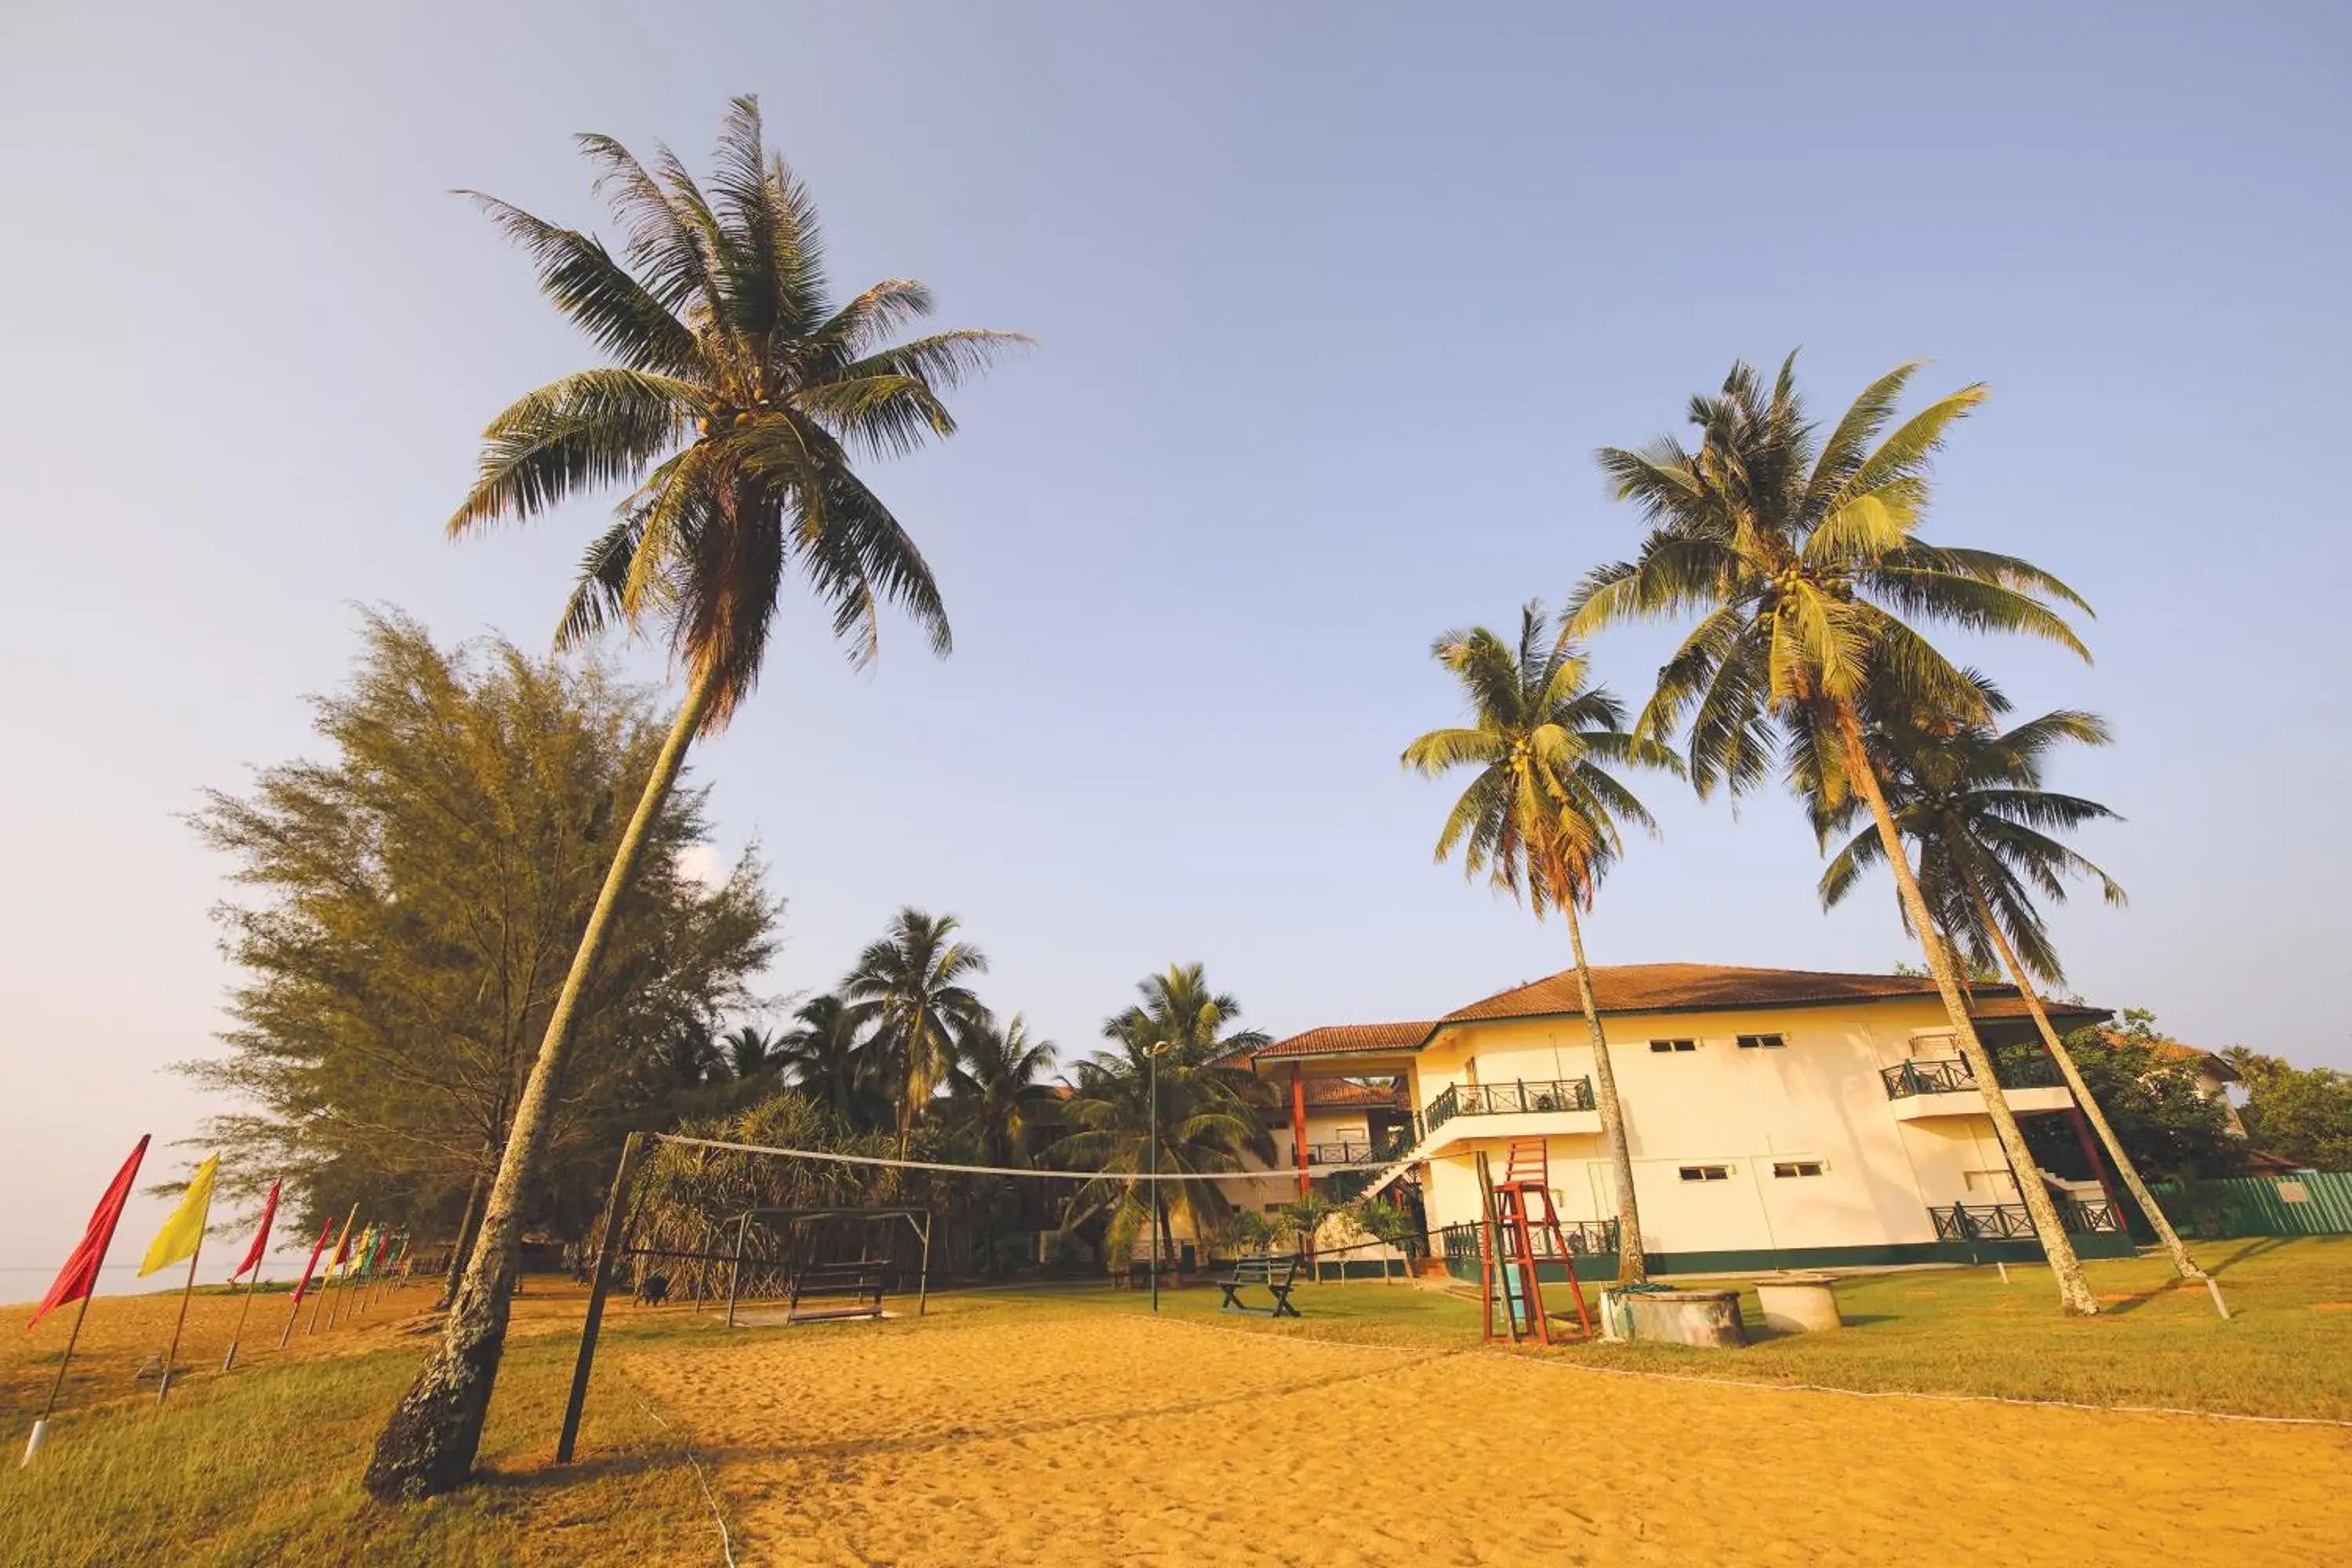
[[1304, 1133, 1413, 1167], [1440, 1218, 1619, 1265], [1881, 1053, 2067, 1101], [1423, 1077, 1595, 1133], [1930, 1199, 2123, 1241]]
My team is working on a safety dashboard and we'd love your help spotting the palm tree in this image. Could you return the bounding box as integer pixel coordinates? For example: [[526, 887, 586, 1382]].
[[1051, 1015, 1272, 1272], [652, 1017, 725, 1087], [365, 98, 1023, 1499], [1401, 603, 1674, 1283], [947, 1014, 1061, 1168], [1102, 964, 1271, 1068], [1818, 685, 2210, 1283], [720, 1023, 778, 1081], [1570, 354, 2104, 1315], [843, 909, 991, 1149], [775, 993, 886, 1131]]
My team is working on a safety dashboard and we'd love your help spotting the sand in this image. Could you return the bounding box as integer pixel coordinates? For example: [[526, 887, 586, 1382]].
[[625, 1310, 2352, 1568]]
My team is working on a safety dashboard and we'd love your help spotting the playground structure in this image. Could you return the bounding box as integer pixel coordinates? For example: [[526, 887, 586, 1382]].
[[1474, 1138, 1592, 1345]]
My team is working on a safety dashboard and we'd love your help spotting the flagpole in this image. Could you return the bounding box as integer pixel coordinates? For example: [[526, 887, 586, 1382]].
[[278, 1217, 332, 1351], [22, 1290, 97, 1466], [325, 1221, 361, 1330], [221, 1261, 263, 1373], [306, 1263, 333, 1334], [155, 1220, 208, 1406]]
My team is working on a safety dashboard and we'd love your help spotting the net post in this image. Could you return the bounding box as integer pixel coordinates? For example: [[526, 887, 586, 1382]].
[[726, 1211, 751, 1328], [917, 1211, 931, 1317], [557, 1131, 644, 1465]]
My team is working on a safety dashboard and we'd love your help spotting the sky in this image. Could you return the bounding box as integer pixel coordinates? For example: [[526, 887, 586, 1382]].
[[2, 2, 2347, 1287]]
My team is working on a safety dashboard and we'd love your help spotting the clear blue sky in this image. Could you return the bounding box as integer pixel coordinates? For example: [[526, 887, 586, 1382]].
[[3, 2, 2346, 1279]]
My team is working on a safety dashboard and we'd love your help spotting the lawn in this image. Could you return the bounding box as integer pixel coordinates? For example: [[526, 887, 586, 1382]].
[[989, 1234, 2352, 1421], [0, 1287, 727, 1567]]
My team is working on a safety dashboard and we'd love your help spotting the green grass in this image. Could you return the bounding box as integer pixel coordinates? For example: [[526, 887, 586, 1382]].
[[0, 1320, 728, 1568], [961, 1236, 2352, 1421]]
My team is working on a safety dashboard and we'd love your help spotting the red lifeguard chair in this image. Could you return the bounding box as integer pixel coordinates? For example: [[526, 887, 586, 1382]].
[[1475, 1138, 1592, 1345]]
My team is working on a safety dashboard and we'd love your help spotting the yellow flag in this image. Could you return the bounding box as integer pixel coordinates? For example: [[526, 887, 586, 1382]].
[[138, 1154, 220, 1276]]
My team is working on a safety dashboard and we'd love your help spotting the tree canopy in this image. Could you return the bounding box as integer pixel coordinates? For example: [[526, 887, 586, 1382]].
[[185, 610, 778, 1240]]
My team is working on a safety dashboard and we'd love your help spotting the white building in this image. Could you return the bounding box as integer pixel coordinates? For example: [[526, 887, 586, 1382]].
[[1232, 963, 2139, 1278]]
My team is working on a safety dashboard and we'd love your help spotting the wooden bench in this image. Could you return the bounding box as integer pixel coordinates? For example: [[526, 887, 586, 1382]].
[[1218, 1253, 1303, 1318], [786, 1259, 888, 1324]]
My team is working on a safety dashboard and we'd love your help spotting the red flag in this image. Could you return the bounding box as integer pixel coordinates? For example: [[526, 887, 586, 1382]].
[[286, 1216, 336, 1309], [28, 1135, 149, 1331], [231, 1180, 281, 1281]]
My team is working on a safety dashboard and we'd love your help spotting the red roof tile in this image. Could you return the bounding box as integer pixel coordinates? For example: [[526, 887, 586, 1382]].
[[1439, 963, 2111, 1025], [1253, 1021, 1433, 1061]]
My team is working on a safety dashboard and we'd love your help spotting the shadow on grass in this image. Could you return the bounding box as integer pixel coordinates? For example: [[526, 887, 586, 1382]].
[[2209, 1236, 2295, 1276]]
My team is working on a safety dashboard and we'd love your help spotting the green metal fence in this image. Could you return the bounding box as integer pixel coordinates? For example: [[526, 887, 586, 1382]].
[[2153, 1172, 2352, 1238]]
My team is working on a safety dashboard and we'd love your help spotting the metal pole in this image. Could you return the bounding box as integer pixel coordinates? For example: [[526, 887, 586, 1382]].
[[917, 1212, 931, 1317], [556, 1131, 642, 1465], [726, 1212, 751, 1329], [1149, 1043, 1160, 1312]]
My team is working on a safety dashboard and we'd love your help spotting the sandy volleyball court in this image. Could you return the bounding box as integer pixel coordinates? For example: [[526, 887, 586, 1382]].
[[626, 1309, 2352, 1568]]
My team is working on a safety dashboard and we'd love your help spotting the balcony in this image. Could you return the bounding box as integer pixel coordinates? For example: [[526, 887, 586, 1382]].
[[1929, 1199, 2124, 1240], [1304, 1133, 1414, 1167], [1880, 1055, 2073, 1120], [1424, 1077, 1595, 1134]]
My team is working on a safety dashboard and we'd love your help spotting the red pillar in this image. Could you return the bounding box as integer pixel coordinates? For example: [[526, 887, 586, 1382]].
[[2064, 1105, 2128, 1230], [1290, 1064, 1310, 1197]]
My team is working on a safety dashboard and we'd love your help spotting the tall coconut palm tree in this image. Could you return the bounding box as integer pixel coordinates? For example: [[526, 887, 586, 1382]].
[[1401, 603, 1674, 1283], [1052, 1025, 1272, 1271], [1102, 964, 1272, 1068], [1570, 355, 2105, 1315], [948, 1014, 1061, 1168], [843, 909, 992, 1149], [775, 993, 886, 1131], [1817, 685, 2209, 1283], [365, 98, 1023, 1499]]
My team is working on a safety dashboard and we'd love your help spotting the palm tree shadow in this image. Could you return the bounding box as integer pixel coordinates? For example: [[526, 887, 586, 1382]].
[[2208, 1236, 2288, 1276]]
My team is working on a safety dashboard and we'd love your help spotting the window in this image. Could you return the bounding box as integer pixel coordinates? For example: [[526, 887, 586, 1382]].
[[1649, 1038, 1698, 1054], [1773, 1160, 1825, 1178], [1678, 1164, 1731, 1181], [1737, 1033, 1786, 1050]]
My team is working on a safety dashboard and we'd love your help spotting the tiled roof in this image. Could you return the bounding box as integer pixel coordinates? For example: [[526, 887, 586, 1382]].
[[1439, 963, 2071, 1025], [2132, 1036, 2240, 1083], [1970, 995, 2111, 1025], [1254, 1021, 1433, 1061]]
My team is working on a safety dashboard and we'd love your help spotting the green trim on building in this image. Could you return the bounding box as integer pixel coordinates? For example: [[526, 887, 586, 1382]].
[[1439, 1229, 2135, 1286]]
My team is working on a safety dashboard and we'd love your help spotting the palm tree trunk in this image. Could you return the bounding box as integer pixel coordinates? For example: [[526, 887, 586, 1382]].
[[1835, 707, 2099, 1316], [1561, 898, 1645, 1284], [1959, 875, 2208, 1283], [435, 1167, 488, 1312], [364, 664, 719, 1501]]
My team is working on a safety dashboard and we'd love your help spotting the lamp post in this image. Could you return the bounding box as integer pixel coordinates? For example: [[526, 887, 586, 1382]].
[[1149, 1040, 1172, 1312]]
